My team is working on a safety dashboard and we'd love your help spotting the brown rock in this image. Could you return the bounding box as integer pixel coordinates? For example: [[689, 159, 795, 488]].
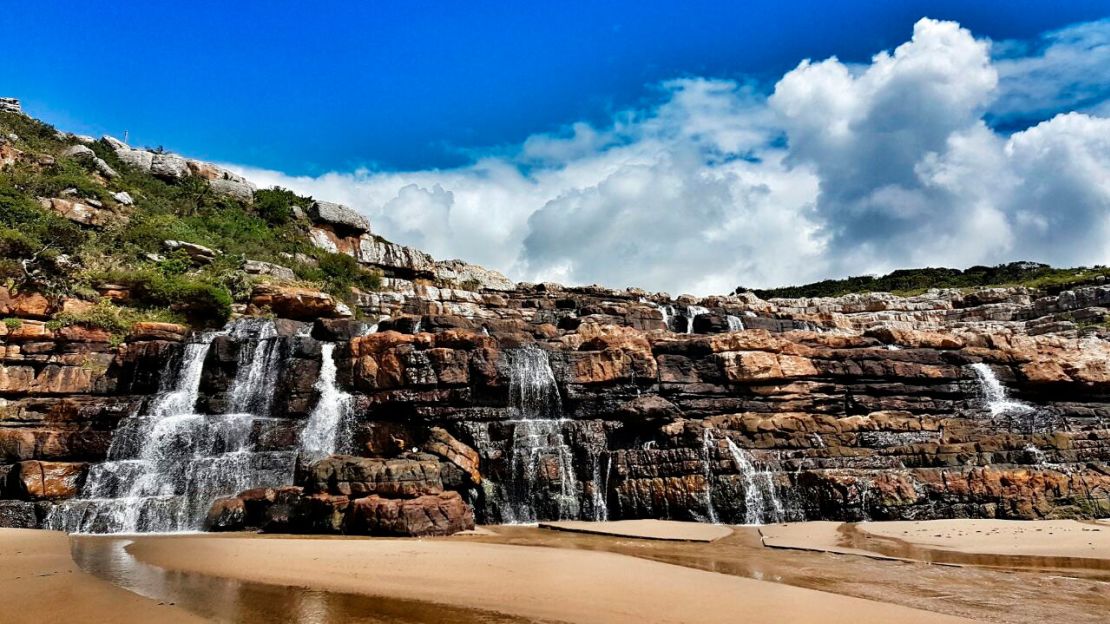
[[422, 427, 481, 486], [717, 351, 817, 382], [300, 455, 443, 498], [344, 491, 474, 536], [39, 197, 114, 227], [204, 496, 246, 531], [250, 284, 350, 320], [128, 322, 189, 342], [7, 460, 86, 500]]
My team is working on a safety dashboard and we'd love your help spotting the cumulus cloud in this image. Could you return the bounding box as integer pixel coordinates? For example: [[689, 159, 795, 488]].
[[229, 17, 1110, 295]]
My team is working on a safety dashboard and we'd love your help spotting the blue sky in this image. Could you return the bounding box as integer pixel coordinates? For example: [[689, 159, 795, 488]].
[[3, 1, 1108, 174], [4, 3, 1110, 294]]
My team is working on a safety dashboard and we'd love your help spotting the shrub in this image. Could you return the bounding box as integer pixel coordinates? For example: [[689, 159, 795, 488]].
[[3, 318, 22, 330], [254, 187, 311, 226], [52, 298, 184, 336], [88, 268, 233, 325]]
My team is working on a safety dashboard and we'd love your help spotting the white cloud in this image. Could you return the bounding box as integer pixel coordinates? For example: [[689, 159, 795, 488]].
[[992, 19, 1110, 122], [229, 17, 1110, 295]]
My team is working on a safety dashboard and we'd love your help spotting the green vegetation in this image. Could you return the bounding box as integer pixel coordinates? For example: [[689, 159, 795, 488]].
[[736, 263, 1110, 299], [3, 318, 22, 330], [0, 110, 382, 328], [50, 298, 183, 335]]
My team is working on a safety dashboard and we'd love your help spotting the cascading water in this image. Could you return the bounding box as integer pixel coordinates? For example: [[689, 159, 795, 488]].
[[699, 429, 720, 524], [227, 320, 281, 415], [300, 343, 353, 456], [724, 438, 784, 525], [684, 305, 710, 334], [726, 315, 745, 332], [970, 363, 1037, 424], [464, 345, 602, 523], [48, 320, 297, 534]]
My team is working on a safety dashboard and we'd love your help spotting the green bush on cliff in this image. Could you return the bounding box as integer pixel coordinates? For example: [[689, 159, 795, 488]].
[[738, 262, 1110, 299], [51, 298, 184, 335], [1, 109, 379, 327], [297, 251, 384, 299], [253, 187, 312, 226], [86, 267, 233, 325]]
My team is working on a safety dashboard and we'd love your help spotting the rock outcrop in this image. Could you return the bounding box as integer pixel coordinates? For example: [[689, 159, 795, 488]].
[[4, 98, 1108, 535]]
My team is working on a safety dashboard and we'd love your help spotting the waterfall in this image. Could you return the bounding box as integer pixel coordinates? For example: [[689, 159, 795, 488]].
[[685, 305, 709, 334], [464, 345, 600, 523], [1024, 444, 1048, 466], [699, 429, 720, 524], [590, 453, 611, 522], [970, 363, 1036, 420], [227, 319, 281, 415], [48, 320, 296, 534], [507, 345, 562, 418], [726, 315, 745, 332], [724, 438, 784, 525], [300, 343, 353, 456]]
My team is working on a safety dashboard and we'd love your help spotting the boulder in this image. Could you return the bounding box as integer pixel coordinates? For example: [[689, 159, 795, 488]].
[[150, 153, 189, 179], [422, 427, 481, 486], [0, 98, 22, 114], [300, 455, 443, 498], [204, 496, 246, 531], [39, 197, 113, 227], [115, 148, 153, 171], [61, 145, 95, 160], [163, 240, 219, 263], [112, 191, 134, 205], [7, 460, 87, 500], [344, 491, 474, 536], [243, 259, 296, 281], [128, 322, 189, 342], [250, 284, 350, 320], [356, 237, 435, 276], [309, 201, 370, 233]]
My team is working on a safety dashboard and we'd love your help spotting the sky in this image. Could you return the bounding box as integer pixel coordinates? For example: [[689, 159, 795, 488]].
[[4, 2, 1110, 294]]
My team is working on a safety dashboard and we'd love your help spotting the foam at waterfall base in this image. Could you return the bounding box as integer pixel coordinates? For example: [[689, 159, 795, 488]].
[[48, 321, 298, 534]]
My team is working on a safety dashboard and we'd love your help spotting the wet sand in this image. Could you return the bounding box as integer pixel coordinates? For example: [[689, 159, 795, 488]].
[[0, 528, 203, 624], [539, 519, 733, 541], [128, 533, 976, 624], [857, 519, 1110, 559], [469, 524, 1110, 624], [761, 519, 1110, 576], [8, 520, 1110, 623]]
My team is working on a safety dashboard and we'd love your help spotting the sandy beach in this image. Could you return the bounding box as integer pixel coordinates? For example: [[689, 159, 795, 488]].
[[127, 533, 976, 624], [539, 519, 733, 541], [0, 529, 203, 624], [6, 519, 1110, 623], [857, 519, 1110, 559]]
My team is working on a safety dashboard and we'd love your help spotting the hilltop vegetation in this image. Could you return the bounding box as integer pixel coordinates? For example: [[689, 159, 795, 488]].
[[0, 110, 380, 333], [736, 262, 1110, 299]]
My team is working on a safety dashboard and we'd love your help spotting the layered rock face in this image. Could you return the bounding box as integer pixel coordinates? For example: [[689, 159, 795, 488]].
[[5, 278, 1110, 532]]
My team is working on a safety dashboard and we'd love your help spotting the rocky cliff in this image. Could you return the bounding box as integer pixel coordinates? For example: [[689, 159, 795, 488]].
[[2, 100, 1109, 534]]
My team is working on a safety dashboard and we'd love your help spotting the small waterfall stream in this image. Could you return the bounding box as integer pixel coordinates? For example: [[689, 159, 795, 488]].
[[48, 319, 297, 533], [725, 315, 745, 331], [684, 305, 709, 334], [300, 343, 353, 456], [700, 429, 720, 524], [724, 438, 784, 525], [970, 363, 1037, 428], [465, 345, 611, 524]]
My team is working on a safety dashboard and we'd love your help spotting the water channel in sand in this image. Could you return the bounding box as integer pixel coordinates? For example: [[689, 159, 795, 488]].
[[68, 523, 1110, 624]]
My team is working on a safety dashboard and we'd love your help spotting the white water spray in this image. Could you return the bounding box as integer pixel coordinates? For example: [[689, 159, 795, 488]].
[[301, 343, 353, 456]]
